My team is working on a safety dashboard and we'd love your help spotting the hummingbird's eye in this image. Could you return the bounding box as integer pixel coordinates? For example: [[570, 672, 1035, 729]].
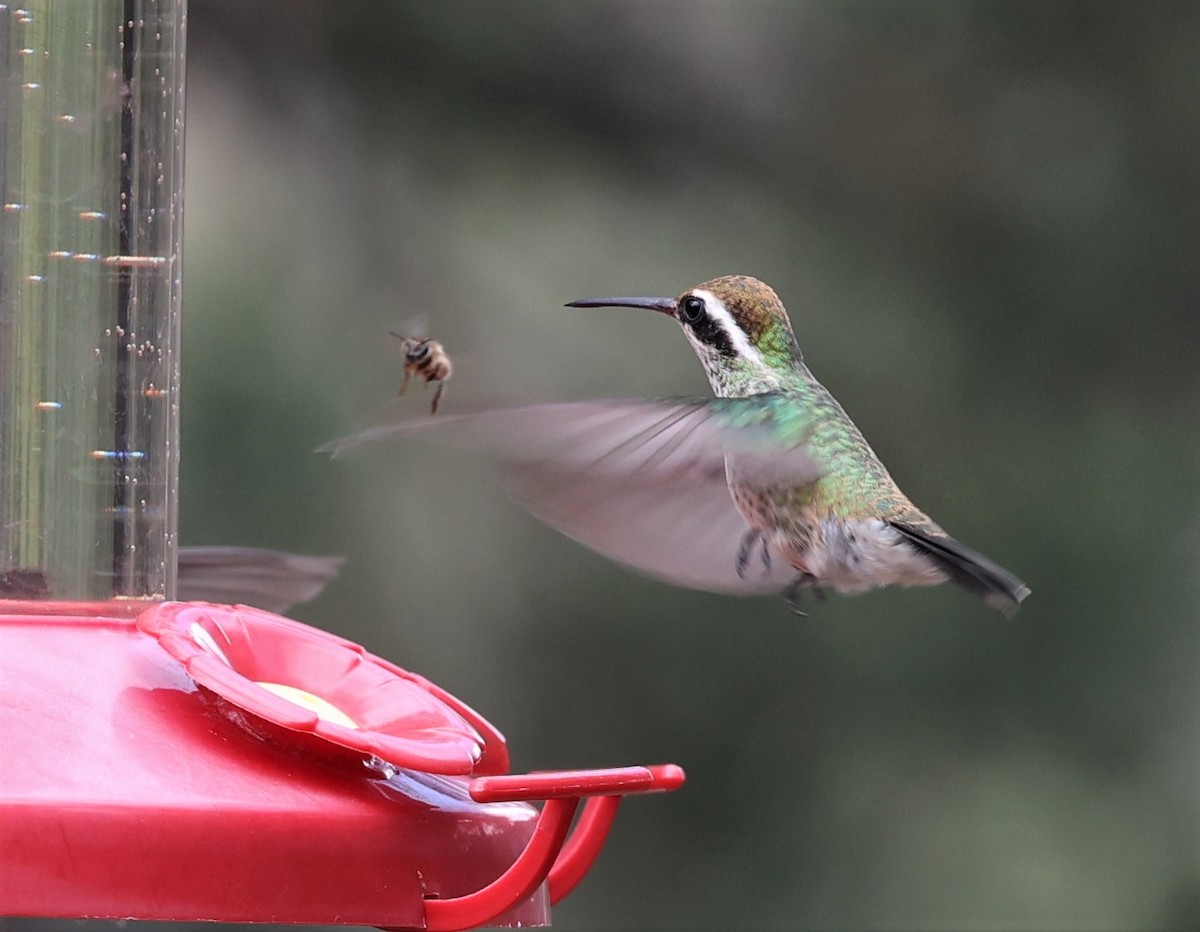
[[680, 296, 705, 324]]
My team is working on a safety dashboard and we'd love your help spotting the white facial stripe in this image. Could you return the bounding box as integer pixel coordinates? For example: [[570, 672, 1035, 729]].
[[691, 288, 766, 366]]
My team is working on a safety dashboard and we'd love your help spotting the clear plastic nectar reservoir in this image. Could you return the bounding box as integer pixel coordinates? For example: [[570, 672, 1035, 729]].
[[0, 1, 185, 603]]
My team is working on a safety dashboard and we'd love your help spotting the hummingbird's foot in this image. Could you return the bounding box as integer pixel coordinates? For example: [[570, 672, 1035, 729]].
[[736, 530, 761, 580], [736, 529, 773, 581], [784, 573, 822, 616]]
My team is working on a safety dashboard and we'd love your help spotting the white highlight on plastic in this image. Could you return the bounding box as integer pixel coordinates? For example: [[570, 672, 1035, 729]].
[[189, 621, 231, 667]]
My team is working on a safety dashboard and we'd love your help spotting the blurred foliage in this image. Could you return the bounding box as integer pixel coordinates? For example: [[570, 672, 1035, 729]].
[[34, 2, 1200, 930]]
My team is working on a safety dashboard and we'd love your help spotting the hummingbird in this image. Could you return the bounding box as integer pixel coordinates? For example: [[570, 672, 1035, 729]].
[[322, 275, 1029, 615]]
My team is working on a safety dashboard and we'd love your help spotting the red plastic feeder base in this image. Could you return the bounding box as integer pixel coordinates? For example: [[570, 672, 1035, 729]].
[[0, 601, 684, 930]]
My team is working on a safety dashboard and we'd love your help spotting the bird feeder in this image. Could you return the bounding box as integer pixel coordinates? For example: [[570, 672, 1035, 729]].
[[0, 3, 684, 927]]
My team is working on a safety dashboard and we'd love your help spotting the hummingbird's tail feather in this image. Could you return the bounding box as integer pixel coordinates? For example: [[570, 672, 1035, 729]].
[[885, 521, 1030, 617], [177, 547, 344, 613]]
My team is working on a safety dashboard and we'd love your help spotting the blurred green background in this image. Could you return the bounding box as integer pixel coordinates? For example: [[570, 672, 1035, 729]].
[[178, 1, 1200, 929]]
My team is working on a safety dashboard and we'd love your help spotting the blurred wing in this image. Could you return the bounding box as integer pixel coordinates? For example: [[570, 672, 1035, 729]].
[[390, 315, 430, 341], [177, 547, 344, 613], [320, 398, 822, 485], [505, 463, 793, 595], [320, 397, 824, 595]]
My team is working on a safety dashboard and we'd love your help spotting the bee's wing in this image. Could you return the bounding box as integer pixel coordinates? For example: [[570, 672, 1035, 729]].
[[320, 398, 824, 596], [390, 315, 430, 342], [177, 547, 344, 613]]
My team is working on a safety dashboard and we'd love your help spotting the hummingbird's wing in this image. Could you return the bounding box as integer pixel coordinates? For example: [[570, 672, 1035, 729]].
[[321, 398, 816, 476], [320, 398, 824, 595], [177, 547, 344, 613], [503, 462, 795, 594]]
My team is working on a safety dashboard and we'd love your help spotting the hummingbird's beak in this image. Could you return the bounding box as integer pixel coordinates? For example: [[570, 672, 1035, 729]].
[[565, 296, 676, 315]]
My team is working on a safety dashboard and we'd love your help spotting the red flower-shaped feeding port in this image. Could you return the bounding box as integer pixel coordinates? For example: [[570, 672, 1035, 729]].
[[136, 601, 509, 776]]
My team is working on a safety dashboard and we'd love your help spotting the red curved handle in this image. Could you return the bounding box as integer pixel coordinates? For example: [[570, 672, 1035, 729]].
[[418, 764, 685, 931], [422, 797, 579, 932], [548, 795, 622, 904]]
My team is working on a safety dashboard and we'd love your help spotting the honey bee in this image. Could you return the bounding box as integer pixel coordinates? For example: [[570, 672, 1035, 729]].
[[391, 330, 453, 415]]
